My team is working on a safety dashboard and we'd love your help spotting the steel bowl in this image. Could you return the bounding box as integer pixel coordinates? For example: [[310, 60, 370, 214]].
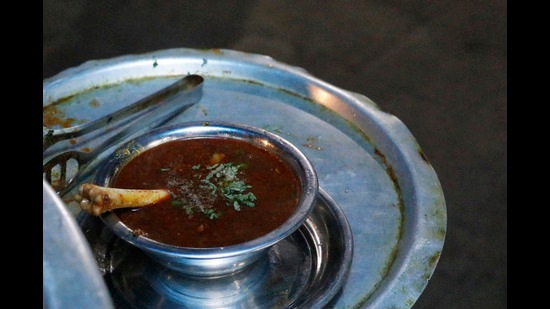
[[95, 121, 319, 277]]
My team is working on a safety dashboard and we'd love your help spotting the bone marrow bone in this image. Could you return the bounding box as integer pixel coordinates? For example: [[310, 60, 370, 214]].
[[75, 183, 170, 216]]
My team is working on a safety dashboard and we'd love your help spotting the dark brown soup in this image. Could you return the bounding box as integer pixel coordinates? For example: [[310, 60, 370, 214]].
[[112, 137, 301, 248]]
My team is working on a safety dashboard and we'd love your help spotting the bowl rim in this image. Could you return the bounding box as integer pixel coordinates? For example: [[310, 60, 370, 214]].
[[97, 120, 319, 259]]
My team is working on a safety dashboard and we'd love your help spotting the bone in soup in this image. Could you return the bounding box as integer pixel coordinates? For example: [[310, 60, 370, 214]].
[[111, 137, 301, 248]]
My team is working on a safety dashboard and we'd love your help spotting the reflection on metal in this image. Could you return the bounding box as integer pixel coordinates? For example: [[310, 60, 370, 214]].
[[307, 84, 342, 110], [43, 179, 113, 309]]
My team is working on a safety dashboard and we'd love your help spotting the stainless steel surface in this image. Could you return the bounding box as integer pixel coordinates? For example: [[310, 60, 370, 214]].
[[42, 75, 204, 196], [78, 187, 352, 309], [42, 48, 447, 307], [43, 74, 204, 152], [43, 179, 113, 309], [95, 121, 319, 277]]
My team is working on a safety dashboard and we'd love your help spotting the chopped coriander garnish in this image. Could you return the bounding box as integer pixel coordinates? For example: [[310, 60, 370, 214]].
[[171, 200, 184, 206], [184, 206, 194, 216], [200, 162, 256, 211], [170, 161, 256, 220], [201, 207, 222, 219]]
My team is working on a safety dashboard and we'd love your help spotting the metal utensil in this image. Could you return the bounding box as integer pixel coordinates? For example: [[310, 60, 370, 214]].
[[43, 74, 204, 196], [43, 74, 204, 152]]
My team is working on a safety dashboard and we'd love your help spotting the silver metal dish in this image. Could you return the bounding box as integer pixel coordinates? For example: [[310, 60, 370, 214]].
[[95, 121, 319, 277], [78, 187, 352, 308], [43, 48, 447, 308], [43, 178, 114, 309]]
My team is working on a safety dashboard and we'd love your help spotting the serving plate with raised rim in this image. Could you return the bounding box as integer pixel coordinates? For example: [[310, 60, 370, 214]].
[[43, 48, 447, 308]]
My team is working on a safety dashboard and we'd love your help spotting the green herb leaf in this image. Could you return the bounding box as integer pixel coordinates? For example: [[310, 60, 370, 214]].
[[201, 207, 222, 219], [171, 200, 183, 206], [175, 162, 257, 219], [197, 162, 256, 212]]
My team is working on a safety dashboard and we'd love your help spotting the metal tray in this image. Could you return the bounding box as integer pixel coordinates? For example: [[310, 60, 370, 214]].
[[43, 48, 447, 308]]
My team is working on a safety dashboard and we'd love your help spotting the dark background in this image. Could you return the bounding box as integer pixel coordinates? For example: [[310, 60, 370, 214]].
[[43, 1, 507, 308]]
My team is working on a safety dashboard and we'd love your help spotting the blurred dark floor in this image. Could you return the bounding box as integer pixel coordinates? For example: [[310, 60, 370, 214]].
[[43, 1, 507, 308]]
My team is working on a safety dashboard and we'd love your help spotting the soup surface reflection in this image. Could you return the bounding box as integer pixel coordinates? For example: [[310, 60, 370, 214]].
[[112, 137, 301, 248]]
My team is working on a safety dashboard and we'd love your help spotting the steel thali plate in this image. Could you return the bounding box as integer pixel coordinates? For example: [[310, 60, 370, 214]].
[[42, 48, 447, 308]]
